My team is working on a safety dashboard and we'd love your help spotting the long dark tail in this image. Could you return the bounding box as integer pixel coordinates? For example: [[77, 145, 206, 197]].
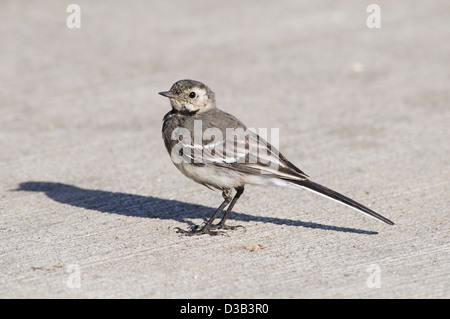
[[290, 179, 394, 225]]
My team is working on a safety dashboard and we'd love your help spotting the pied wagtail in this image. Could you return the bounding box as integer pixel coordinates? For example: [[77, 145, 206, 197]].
[[159, 79, 394, 235]]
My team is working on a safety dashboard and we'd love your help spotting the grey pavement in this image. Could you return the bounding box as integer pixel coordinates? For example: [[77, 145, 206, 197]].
[[0, 0, 449, 298]]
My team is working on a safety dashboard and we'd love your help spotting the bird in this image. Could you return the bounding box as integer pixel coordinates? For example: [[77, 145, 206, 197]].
[[159, 79, 394, 235]]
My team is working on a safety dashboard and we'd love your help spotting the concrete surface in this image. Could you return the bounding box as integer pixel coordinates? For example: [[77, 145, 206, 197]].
[[0, 0, 449, 298]]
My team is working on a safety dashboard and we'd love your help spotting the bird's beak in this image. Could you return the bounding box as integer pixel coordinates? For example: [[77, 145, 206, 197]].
[[158, 90, 178, 99]]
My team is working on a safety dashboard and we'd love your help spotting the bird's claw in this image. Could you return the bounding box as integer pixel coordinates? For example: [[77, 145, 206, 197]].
[[174, 226, 229, 237], [210, 223, 246, 232]]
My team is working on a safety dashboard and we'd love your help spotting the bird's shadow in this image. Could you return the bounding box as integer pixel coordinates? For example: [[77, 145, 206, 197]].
[[15, 181, 377, 235]]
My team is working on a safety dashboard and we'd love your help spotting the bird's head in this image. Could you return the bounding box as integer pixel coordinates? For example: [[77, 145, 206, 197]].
[[159, 79, 216, 114]]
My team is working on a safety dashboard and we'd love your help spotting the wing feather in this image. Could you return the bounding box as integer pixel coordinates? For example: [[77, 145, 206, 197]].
[[178, 127, 308, 180]]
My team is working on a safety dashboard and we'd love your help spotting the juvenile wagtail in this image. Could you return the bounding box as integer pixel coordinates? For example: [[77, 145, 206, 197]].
[[159, 79, 394, 235]]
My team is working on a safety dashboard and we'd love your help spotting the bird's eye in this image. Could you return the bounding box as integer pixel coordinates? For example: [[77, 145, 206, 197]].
[[189, 92, 196, 98]]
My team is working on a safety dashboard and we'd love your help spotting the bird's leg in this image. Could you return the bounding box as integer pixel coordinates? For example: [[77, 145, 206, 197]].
[[212, 186, 245, 231], [175, 189, 232, 236]]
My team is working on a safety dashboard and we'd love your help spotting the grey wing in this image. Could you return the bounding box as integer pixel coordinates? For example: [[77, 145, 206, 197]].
[[180, 127, 309, 180]]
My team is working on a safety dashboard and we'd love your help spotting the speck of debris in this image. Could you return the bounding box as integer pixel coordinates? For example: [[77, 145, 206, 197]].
[[244, 244, 268, 251], [31, 264, 64, 272]]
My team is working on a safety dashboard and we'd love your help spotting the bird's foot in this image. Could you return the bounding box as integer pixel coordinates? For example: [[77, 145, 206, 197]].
[[174, 225, 228, 236], [210, 223, 246, 232]]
